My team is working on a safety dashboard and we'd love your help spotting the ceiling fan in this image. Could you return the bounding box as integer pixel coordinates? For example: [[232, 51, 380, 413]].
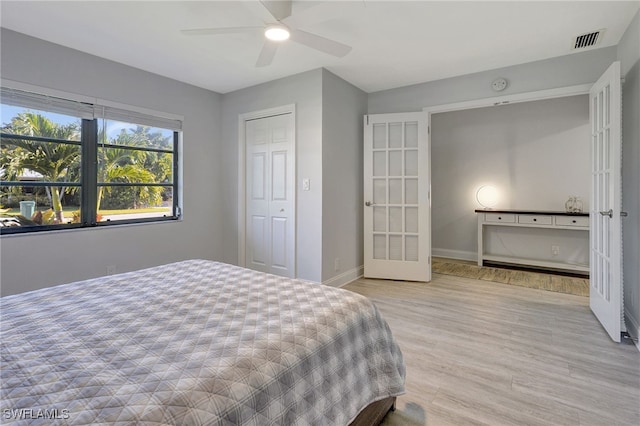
[[181, 0, 352, 67]]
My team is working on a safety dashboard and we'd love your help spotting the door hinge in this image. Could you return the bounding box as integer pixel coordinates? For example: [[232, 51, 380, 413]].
[[428, 125, 430, 134], [366, 115, 369, 125]]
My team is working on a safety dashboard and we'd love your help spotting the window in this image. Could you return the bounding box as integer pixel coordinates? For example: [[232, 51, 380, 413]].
[[1, 87, 181, 234]]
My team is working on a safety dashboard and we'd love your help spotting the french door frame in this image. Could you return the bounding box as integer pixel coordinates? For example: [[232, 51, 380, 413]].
[[237, 104, 296, 276], [423, 84, 592, 116]]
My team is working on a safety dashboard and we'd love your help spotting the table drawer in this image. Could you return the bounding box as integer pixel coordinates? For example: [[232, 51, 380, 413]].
[[485, 213, 516, 223], [518, 214, 553, 225], [555, 215, 589, 227]]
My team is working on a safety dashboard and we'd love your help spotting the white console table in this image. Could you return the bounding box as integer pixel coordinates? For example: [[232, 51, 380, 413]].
[[476, 209, 590, 274]]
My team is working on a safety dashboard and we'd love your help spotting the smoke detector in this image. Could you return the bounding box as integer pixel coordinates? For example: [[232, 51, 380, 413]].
[[571, 29, 605, 50]]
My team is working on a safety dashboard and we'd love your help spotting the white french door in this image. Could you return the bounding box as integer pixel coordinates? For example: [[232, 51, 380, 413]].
[[245, 112, 295, 278], [589, 61, 623, 342], [363, 112, 430, 282]]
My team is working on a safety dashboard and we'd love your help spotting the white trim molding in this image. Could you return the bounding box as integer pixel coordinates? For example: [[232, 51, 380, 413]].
[[432, 248, 477, 262], [625, 308, 640, 353], [422, 84, 591, 115], [323, 266, 364, 288]]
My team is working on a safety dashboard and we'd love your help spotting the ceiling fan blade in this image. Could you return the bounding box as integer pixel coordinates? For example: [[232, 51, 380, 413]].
[[289, 29, 352, 57], [181, 26, 262, 36], [260, 0, 292, 22], [256, 41, 278, 67]]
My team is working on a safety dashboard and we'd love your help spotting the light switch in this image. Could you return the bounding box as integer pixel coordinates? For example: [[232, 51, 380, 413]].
[[302, 178, 310, 191]]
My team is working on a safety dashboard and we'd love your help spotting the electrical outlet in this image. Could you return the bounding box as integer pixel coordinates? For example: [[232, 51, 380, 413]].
[[551, 245, 560, 256], [334, 258, 340, 272], [106, 265, 117, 275], [302, 178, 310, 191]]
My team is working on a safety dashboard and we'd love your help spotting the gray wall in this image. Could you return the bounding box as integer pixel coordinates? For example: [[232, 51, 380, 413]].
[[368, 47, 615, 263], [617, 10, 640, 341], [220, 68, 368, 285], [0, 29, 223, 296], [368, 47, 618, 113], [220, 69, 324, 282], [431, 95, 590, 260], [321, 69, 367, 283]]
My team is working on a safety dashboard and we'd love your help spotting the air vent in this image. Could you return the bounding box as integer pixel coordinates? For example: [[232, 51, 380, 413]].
[[571, 29, 605, 50]]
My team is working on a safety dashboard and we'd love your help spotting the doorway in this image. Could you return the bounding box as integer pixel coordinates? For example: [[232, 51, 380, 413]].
[[424, 74, 623, 341]]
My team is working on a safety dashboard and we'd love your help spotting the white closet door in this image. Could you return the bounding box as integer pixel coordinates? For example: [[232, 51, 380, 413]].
[[364, 112, 430, 281], [245, 113, 295, 278], [589, 61, 623, 342]]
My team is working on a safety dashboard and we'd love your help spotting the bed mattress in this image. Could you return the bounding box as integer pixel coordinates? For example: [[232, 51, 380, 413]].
[[1, 260, 405, 425]]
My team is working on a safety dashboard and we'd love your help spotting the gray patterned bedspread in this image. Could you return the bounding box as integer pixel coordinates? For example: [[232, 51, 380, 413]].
[[1, 260, 405, 425]]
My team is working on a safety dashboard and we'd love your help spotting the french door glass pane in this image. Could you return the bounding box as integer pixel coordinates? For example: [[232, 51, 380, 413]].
[[374, 234, 386, 259], [389, 179, 402, 204], [369, 118, 423, 264], [374, 206, 386, 232], [389, 150, 402, 176], [604, 85, 610, 127], [597, 92, 603, 130], [389, 123, 402, 148], [405, 150, 418, 176], [405, 207, 418, 233], [373, 151, 386, 176], [373, 179, 386, 204], [405, 122, 418, 148], [603, 129, 610, 169], [373, 123, 386, 149], [405, 179, 418, 204], [406, 236, 419, 261], [389, 207, 402, 232], [389, 235, 402, 260]]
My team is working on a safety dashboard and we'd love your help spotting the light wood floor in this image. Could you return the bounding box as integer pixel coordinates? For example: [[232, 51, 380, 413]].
[[344, 273, 640, 426]]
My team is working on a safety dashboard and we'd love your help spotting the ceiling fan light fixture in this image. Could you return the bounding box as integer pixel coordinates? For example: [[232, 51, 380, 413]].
[[265, 25, 290, 41]]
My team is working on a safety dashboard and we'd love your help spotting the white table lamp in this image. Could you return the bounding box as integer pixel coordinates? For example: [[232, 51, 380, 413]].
[[476, 185, 499, 208]]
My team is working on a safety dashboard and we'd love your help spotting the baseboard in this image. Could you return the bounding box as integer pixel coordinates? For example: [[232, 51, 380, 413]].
[[323, 265, 364, 288], [624, 307, 640, 353], [432, 248, 476, 262]]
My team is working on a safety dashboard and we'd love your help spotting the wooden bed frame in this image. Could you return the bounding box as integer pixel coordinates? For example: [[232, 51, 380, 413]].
[[350, 396, 396, 426]]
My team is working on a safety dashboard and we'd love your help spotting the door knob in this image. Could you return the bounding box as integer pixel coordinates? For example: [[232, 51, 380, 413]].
[[365, 201, 375, 207], [600, 209, 613, 218]]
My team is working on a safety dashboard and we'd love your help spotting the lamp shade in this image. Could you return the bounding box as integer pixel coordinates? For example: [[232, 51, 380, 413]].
[[476, 185, 499, 208]]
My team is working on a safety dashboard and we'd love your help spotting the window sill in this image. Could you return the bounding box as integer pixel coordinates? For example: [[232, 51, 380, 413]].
[[0, 216, 182, 237]]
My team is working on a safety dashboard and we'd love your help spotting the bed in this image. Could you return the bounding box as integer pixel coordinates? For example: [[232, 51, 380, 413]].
[[1, 260, 405, 425]]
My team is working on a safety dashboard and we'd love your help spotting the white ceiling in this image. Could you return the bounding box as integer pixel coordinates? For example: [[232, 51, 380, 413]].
[[1, 1, 638, 94]]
